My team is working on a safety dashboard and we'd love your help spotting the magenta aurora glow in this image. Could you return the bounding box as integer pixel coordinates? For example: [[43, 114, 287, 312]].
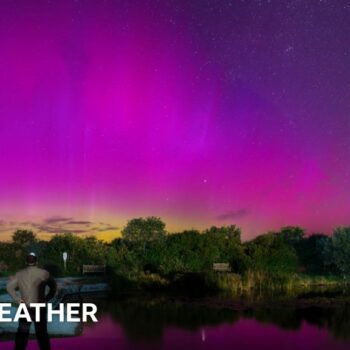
[[0, 1, 349, 240]]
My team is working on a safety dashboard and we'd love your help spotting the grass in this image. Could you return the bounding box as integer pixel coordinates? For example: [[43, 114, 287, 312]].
[[108, 269, 348, 299]]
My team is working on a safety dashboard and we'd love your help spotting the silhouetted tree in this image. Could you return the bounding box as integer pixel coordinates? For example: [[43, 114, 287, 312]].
[[298, 233, 329, 274], [121, 217, 166, 243], [331, 227, 350, 278], [204, 225, 241, 243], [280, 226, 305, 247], [12, 229, 37, 248], [245, 232, 298, 275]]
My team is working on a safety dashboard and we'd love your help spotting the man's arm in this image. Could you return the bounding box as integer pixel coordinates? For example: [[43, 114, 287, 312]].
[[6, 275, 22, 304], [45, 275, 57, 302]]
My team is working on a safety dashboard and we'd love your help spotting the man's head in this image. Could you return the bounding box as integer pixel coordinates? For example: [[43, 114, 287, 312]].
[[26, 252, 37, 266]]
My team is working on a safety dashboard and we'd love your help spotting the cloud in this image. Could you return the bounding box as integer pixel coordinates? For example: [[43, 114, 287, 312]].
[[37, 218, 119, 235], [217, 209, 248, 220], [66, 220, 92, 225], [96, 225, 119, 232], [34, 225, 86, 234], [0, 216, 119, 238], [43, 216, 72, 224], [19, 221, 35, 226]]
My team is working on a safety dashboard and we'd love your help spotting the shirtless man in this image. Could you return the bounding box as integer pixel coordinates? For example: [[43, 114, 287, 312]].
[[6, 252, 57, 350]]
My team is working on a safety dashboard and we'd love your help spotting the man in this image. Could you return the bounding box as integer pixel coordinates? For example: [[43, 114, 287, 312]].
[[6, 252, 57, 350]]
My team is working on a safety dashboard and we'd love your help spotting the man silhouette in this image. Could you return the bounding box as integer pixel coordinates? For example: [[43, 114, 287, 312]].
[[6, 252, 57, 350]]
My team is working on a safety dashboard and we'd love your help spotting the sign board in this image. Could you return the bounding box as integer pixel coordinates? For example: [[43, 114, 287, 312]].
[[63, 252, 68, 261], [213, 263, 231, 272], [82, 265, 106, 274]]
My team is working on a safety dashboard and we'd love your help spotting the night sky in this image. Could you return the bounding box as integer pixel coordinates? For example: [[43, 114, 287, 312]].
[[0, 0, 349, 240]]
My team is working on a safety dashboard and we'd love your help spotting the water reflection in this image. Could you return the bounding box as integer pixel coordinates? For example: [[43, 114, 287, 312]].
[[94, 294, 350, 342], [100, 296, 240, 341], [1, 293, 350, 350]]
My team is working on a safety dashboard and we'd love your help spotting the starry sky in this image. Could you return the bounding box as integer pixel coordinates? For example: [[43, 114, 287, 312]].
[[0, 0, 349, 241]]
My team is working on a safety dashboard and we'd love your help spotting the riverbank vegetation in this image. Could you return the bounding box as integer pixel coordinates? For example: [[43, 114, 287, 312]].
[[0, 217, 349, 294]]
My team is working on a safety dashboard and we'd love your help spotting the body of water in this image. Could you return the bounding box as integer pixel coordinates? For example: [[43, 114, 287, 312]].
[[1, 294, 350, 350]]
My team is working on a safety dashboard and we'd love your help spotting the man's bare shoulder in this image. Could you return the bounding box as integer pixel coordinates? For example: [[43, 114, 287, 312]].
[[35, 266, 50, 278], [15, 267, 28, 276], [16, 266, 50, 279]]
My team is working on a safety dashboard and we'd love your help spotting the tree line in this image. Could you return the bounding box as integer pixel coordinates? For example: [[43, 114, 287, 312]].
[[0, 217, 349, 281]]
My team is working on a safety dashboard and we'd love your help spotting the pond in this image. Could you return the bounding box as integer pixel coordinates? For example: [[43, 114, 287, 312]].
[[1, 293, 350, 350]]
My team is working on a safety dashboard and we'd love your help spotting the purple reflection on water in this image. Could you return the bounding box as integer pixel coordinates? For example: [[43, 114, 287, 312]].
[[1, 316, 349, 350]]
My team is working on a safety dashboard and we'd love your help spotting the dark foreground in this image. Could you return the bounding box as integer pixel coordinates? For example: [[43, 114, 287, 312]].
[[1, 291, 350, 350]]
